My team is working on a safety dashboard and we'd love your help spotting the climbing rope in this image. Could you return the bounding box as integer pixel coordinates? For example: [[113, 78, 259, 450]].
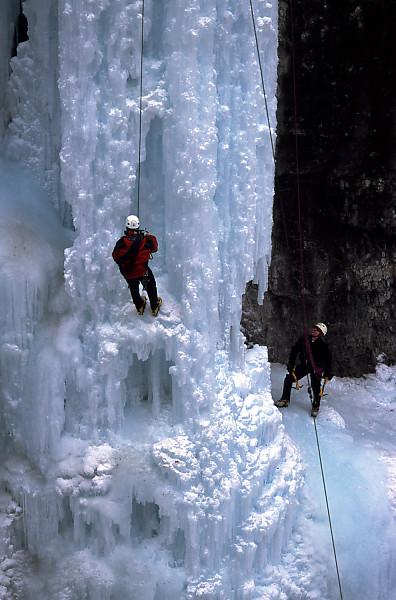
[[306, 375, 344, 599], [290, 0, 344, 596], [248, 0, 290, 251], [136, 0, 145, 218], [249, 0, 275, 160], [313, 423, 344, 600]]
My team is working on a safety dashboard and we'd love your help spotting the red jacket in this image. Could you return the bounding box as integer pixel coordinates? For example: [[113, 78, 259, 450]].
[[112, 231, 158, 279]]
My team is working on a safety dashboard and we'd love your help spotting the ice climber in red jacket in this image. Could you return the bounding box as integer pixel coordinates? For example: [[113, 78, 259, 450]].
[[112, 215, 162, 316]]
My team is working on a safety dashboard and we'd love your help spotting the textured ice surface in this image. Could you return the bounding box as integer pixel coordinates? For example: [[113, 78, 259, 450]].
[[1, 1, 395, 598], [268, 364, 396, 599], [9, 0, 396, 598], [0, 1, 294, 597]]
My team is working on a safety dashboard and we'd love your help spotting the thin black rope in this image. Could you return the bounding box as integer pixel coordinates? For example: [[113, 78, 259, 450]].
[[314, 420, 344, 599], [249, 0, 275, 160], [136, 0, 145, 218], [249, 0, 289, 251], [291, 0, 343, 593], [306, 378, 344, 600]]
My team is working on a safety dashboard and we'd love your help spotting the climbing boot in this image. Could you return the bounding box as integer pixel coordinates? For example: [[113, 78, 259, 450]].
[[274, 398, 289, 408], [137, 296, 147, 316], [152, 297, 162, 317], [311, 405, 320, 418]]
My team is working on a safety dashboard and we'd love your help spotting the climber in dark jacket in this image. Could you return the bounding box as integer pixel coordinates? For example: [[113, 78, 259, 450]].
[[274, 322, 333, 417], [112, 215, 162, 316]]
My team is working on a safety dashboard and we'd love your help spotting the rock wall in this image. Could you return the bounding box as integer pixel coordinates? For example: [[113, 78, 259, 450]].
[[242, 0, 396, 377]]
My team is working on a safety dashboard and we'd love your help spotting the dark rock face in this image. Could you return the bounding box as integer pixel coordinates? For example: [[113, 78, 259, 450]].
[[242, 0, 396, 376], [11, 3, 29, 58]]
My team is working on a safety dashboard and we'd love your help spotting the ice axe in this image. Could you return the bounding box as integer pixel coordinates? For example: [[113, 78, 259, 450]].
[[319, 378, 329, 398], [291, 368, 303, 391]]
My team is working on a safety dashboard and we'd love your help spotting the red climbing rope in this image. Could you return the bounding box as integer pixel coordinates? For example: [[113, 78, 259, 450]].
[[289, 2, 344, 597]]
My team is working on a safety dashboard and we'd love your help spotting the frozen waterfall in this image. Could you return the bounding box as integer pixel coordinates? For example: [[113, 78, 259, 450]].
[[0, 1, 304, 598]]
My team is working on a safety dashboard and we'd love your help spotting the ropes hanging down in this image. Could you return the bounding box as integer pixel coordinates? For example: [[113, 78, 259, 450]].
[[136, 0, 145, 218], [289, 1, 344, 597], [249, 0, 289, 251], [289, 0, 307, 330], [249, 0, 275, 160]]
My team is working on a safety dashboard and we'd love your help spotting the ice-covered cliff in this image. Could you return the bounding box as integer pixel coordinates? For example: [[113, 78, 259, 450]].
[[0, 1, 304, 598]]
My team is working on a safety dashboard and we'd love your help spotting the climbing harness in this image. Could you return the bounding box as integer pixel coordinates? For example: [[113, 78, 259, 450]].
[[136, 0, 145, 218], [291, 368, 328, 395]]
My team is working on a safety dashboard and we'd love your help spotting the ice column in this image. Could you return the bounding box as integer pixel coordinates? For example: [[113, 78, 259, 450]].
[[3, 0, 65, 220], [0, 1, 305, 598]]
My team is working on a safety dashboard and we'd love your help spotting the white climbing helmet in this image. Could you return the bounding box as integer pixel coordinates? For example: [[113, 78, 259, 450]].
[[315, 322, 327, 336], [125, 214, 140, 229]]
